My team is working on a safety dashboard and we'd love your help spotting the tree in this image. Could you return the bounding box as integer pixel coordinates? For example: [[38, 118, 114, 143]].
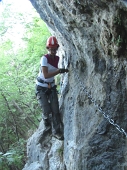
[[0, 2, 51, 169]]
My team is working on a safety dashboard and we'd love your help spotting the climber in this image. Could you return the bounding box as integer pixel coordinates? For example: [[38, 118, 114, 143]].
[[35, 36, 68, 140]]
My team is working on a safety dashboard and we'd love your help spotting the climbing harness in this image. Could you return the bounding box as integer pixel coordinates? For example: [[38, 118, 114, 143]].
[[74, 73, 127, 138], [37, 77, 55, 85], [36, 77, 55, 95]]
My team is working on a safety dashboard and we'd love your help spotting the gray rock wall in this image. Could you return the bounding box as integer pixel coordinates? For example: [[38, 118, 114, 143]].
[[23, 0, 127, 170]]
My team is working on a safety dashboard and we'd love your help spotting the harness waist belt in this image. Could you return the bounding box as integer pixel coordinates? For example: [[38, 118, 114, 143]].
[[37, 77, 54, 84]]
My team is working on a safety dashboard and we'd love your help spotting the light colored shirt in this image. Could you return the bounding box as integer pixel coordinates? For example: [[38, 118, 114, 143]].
[[36, 54, 59, 87]]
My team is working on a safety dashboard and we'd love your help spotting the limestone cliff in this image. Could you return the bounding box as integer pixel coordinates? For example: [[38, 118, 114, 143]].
[[23, 0, 127, 170]]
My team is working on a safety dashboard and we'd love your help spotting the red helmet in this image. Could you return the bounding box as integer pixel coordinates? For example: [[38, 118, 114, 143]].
[[46, 36, 59, 48]]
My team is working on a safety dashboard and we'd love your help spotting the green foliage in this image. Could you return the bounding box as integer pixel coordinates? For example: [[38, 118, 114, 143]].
[[0, 139, 25, 170], [57, 147, 63, 156], [0, 6, 51, 170], [57, 145, 64, 162], [23, 16, 50, 64], [115, 35, 123, 46], [114, 15, 122, 25]]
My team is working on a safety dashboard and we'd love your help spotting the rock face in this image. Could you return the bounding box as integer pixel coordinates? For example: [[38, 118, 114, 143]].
[[23, 0, 127, 170]]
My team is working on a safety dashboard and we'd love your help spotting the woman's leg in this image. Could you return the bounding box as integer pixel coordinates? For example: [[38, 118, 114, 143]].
[[49, 87, 62, 135], [36, 86, 52, 128]]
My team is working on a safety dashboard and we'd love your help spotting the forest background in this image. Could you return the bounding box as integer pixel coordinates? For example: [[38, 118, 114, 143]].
[[0, 0, 51, 169]]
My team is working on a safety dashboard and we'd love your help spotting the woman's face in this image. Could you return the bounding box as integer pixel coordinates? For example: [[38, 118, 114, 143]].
[[48, 48, 58, 56]]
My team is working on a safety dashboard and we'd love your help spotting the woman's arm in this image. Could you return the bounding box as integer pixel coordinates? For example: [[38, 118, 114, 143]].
[[42, 66, 60, 79]]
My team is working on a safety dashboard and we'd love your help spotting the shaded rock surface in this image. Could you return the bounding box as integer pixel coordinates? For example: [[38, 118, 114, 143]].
[[24, 0, 127, 170]]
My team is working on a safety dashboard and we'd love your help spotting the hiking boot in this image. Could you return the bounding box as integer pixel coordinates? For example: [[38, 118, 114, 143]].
[[45, 125, 51, 132], [44, 119, 51, 131], [53, 133, 64, 140]]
